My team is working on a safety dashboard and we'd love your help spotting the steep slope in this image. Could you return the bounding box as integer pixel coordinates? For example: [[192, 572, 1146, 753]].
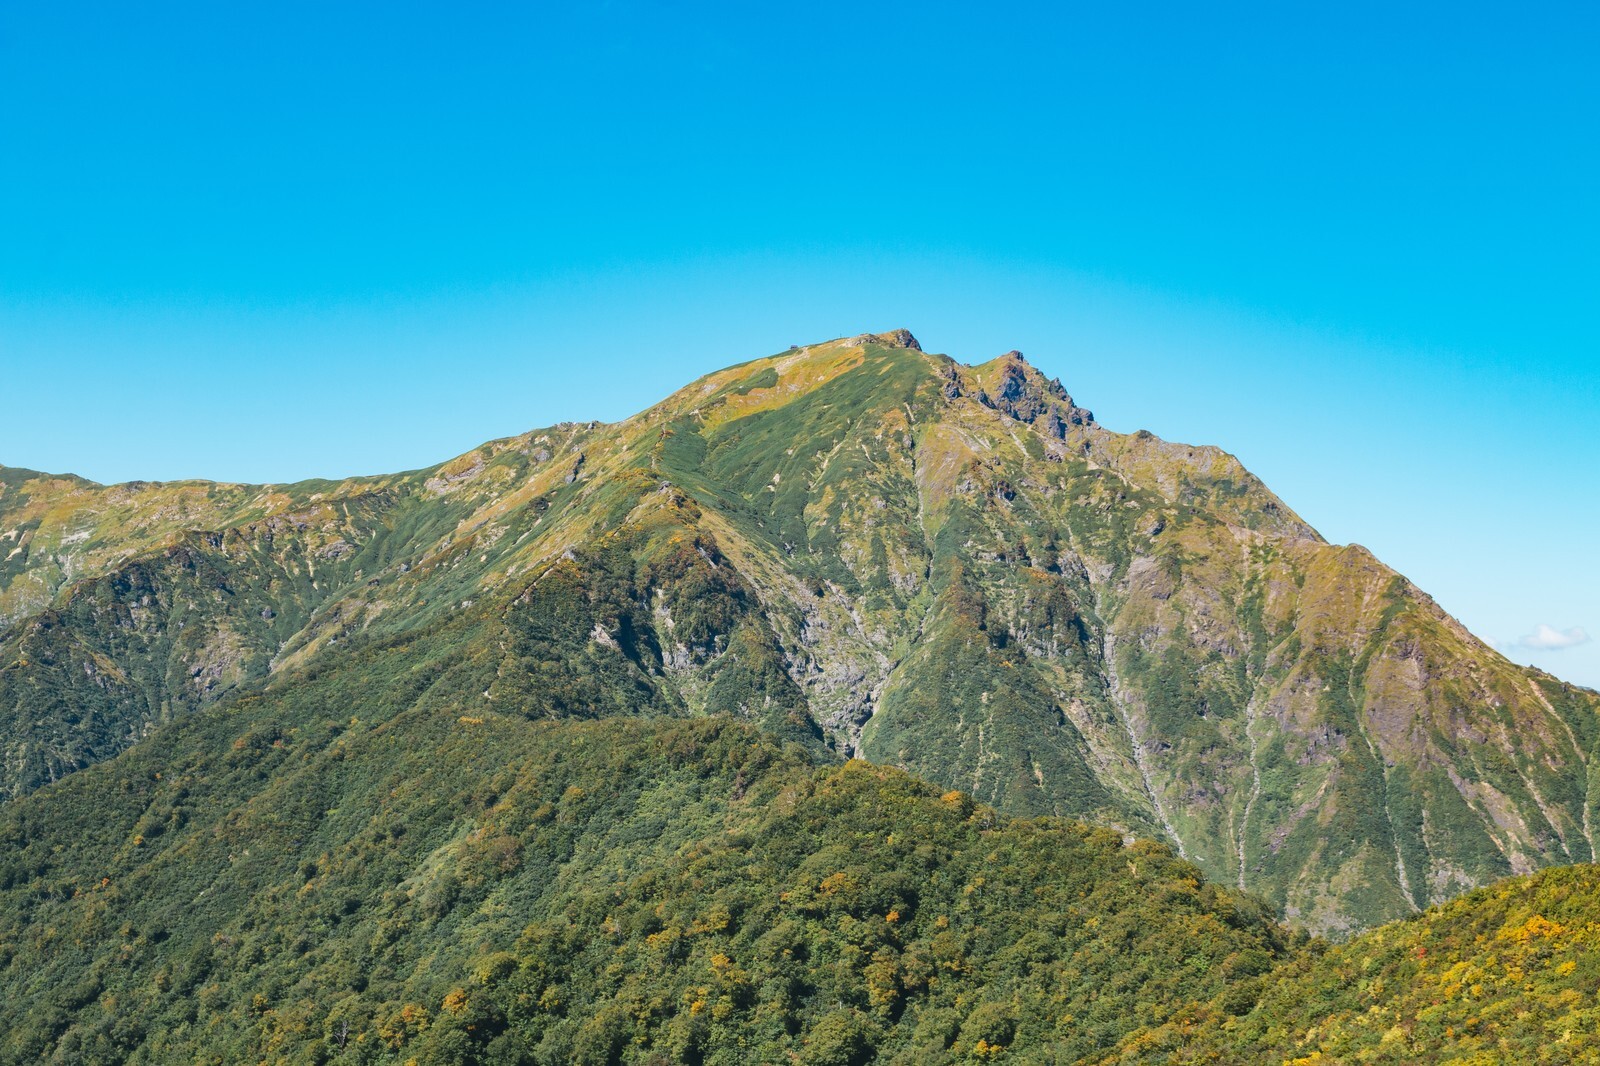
[[573, 330, 1600, 933], [4, 330, 1596, 933]]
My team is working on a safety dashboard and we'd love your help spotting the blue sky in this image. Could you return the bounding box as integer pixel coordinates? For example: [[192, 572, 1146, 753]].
[[1, 2, 1595, 686]]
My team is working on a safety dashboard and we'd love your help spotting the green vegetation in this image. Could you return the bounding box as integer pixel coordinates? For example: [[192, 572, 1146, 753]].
[[0, 688, 1299, 1064], [2, 331, 1597, 946], [1139, 863, 1600, 1064], [2, 333, 1600, 1062]]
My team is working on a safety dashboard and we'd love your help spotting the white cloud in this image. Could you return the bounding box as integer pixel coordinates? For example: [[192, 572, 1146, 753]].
[[1515, 624, 1592, 651]]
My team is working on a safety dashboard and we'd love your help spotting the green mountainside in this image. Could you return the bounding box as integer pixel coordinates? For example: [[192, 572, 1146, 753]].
[[0, 681, 1594, 1064], [3, 330, 1599, 1062], [5, 331, 1594, 936], [0, 698, 1294, 1064]]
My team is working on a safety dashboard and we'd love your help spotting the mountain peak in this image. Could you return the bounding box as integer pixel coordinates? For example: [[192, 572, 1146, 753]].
[[962, 348, 1095, 432], [6, 330, 1596, 945], [851, 328, 921, 351]]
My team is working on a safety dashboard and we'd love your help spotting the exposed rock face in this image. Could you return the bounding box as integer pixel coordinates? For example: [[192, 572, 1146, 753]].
[[2, 331, 1595, 934], [974, 352, 1095, 434], [868, 328, 921, 350], [424, 452, 487, 494], [940, 362, 964, 399]]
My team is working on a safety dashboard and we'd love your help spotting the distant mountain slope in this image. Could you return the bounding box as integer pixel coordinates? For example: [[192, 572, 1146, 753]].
[[3, 331, 1596, 933]]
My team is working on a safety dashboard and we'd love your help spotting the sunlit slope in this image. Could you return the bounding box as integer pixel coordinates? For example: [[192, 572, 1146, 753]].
[[1124, 861, 1600, 1064], [3, 330, 1596, 933]]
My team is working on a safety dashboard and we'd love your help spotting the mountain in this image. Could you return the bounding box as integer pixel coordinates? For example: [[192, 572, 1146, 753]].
[[3, 331, 1596, 940]]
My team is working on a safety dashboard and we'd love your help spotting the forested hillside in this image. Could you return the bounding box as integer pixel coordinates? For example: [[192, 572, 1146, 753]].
[[3, 663, 1595, 1063], [0, 695, 1294, 1064], [1140, 863, 1600, 1064]]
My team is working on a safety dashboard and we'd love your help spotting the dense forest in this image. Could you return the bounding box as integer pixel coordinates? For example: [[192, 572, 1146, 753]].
[[3, 690, 1595, 1063]]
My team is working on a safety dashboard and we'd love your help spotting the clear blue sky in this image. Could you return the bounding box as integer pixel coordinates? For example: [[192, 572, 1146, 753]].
[[2, 2, 1595, 686]]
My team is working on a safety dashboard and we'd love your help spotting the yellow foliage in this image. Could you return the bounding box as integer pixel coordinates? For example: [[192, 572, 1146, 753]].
[[1504, 914, 1564, 942], [689, 904, 731, 935], [866, 962, 900, 1009], [442, 988, 468, 1014], [378, 1003, 431, 1049]]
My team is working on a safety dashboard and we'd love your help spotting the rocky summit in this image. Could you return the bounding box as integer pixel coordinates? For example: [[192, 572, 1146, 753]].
[[5, 331, 1594, 945]]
